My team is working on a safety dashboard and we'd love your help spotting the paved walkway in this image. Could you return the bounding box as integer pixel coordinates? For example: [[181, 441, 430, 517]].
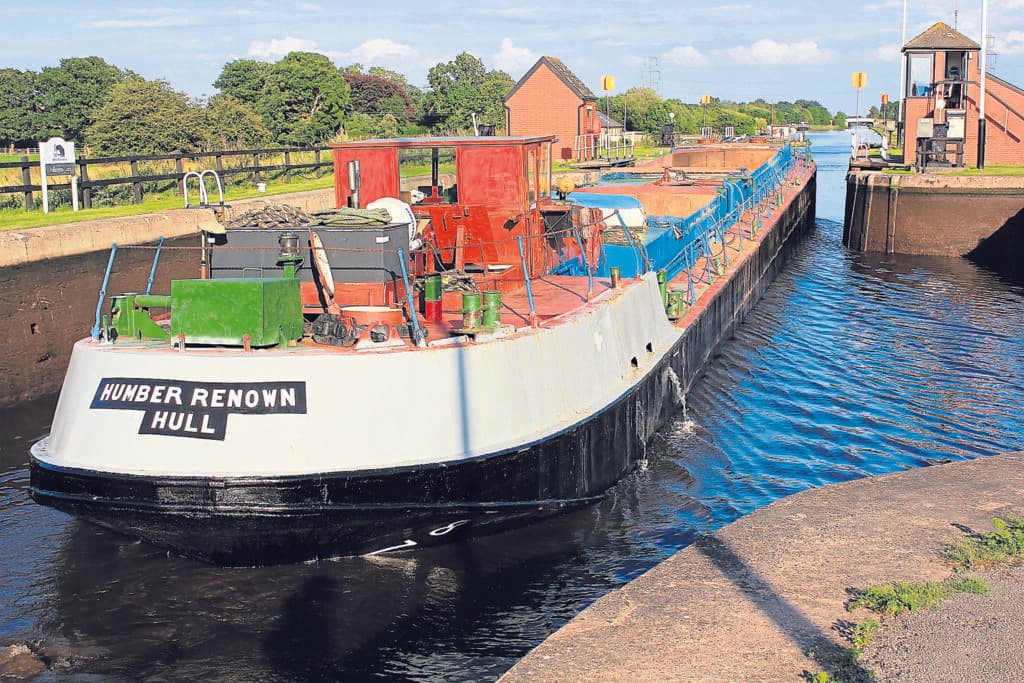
[[501, 452, 1024, 682]]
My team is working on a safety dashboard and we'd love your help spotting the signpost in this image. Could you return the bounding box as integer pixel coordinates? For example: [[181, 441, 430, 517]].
[[852, 72, 867, 119], [39, 137, 79, 213], [601, 75, 615, 126], [881, 93, 890, 143], [700, 94, 712, 129]]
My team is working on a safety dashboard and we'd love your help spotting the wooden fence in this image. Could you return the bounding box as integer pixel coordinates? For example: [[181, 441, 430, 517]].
[[0, 146, 334, 212]]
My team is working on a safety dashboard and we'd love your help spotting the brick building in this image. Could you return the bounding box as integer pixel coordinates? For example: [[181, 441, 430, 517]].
[[504, 56, 601, 161], [902, 22, 1024, 167]]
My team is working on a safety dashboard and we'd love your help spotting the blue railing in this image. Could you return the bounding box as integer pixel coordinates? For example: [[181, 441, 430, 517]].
[[559, 144, 796, 282]]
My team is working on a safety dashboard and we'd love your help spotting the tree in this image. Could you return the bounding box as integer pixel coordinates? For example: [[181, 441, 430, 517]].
[[425, 52, 513, 133], [85, 79, 198, 154], [0, 69, 39, 148], [214, 59, 271, 107], [35, 56, 132, 141], [344, 72, 414, 123], [206, 94, 272, 149], [368, 66, 408, 87], [259, 52, 349, 145], [343, 111, 400, 139]]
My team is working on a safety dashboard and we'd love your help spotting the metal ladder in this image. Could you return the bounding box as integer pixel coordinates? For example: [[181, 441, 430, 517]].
[[182, 170, 226, 210]]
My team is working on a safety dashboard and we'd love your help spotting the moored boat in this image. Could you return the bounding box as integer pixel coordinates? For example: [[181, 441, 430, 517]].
[[30, 136, 815, 565]]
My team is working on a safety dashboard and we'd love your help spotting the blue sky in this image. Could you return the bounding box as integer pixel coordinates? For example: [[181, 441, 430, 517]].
[[3, 1, 1022, 114]]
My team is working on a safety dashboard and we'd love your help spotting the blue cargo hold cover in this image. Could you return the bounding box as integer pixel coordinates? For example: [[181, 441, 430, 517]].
[[567, 192, 644, 210]]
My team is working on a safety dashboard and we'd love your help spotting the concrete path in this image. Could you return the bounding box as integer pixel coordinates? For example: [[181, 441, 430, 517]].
[[501, 452, 1024, 682]]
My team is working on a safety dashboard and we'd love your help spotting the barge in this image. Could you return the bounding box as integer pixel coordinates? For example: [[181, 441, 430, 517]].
[[29, 136, 815, 565]]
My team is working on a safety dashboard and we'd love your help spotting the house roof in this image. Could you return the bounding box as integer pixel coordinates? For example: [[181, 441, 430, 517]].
[[596, 111, 622, 128], [504, 56, 597, 103], [903, 22, 980, 51]]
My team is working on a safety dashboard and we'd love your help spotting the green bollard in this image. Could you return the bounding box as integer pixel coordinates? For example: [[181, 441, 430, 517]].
[[481, 290, 502, 329], [461, 292, 482, 330], [657, 269, 668, 307], [665, 289, 687, 320]]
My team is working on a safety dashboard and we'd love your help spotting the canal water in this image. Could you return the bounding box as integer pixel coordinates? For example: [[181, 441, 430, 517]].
[[2, 132, 1022, 681]]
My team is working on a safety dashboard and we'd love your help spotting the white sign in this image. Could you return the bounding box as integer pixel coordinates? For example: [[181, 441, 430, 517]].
[[40, 137, 76, 166], [39, 137, 79, 213]]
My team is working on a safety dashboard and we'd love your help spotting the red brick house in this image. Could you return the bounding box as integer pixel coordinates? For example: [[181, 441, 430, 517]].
[[902, 22, 1024, 167], [504, 56, 601, 161]]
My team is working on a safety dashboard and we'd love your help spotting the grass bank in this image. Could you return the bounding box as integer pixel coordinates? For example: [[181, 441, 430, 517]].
[[0, 175, 335, 231]]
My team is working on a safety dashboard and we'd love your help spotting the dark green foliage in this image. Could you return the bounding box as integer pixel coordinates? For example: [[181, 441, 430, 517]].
[[35, 56, 133, 141], [344, 72, 414, 125], [258, 52, 349, 145], [604, 89, 840, 137], [85, 79, 198, 154], [213, 59, 271, 107], [206, 95, 273, 149], [847, 577, 988, 615], [945, 516, 1024, 568], [0, 68, 39, 148], [425, 53, 513, 133], [3, 50, 847, 158]]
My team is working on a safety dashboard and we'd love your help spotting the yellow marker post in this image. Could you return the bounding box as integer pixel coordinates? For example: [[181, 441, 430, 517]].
[[852, 72, 867, 118], [600, 76, 615, 146], [699, 95, 712, 129]]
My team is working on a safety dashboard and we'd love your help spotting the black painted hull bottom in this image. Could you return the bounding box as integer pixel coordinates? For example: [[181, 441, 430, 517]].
[[30, 343, 675, 566], [29, 490, 586, 566]]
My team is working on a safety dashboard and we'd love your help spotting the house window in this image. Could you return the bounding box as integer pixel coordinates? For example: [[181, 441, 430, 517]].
[[907, 54, 934, 97]]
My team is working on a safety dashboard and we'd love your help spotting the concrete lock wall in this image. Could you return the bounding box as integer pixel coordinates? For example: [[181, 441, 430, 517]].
[[843, 172, 1024, 257], [0, 189, 336, 269]]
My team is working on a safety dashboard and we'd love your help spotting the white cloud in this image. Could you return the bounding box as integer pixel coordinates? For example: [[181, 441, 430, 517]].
[[873, 41, 901, 61], [83, 16, 196, 29], [476, 6, 538, 18], [727, 39, 834, 65], [247, 36, 330, 60], [493, 38, 537, 73], [662, 46, 708, 66], [999, 30, 1024, 54], [345, 38, 417, 64]]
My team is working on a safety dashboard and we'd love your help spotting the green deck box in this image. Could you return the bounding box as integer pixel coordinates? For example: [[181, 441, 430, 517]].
[[170, 277, 303, 347]]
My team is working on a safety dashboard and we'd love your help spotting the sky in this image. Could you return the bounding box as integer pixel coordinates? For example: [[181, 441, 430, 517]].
[[2, 0, 1023, 115]]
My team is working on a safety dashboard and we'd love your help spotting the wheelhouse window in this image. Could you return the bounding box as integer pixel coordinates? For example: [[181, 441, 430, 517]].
[[907, 54, 934, 97], [539, 142, 551, 199], [527, 149, 537, 205], [399, 146, 456, 204]]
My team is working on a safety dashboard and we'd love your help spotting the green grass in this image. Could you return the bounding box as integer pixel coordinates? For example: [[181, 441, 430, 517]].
[[945, 516, 1024, 569], [848, 619, 880, 658], [807, 672, 843, 683], [847, 577, 988, 616], [0, 153, 38, 163], [946, 165, 1024, 176], [0, 174, 335, 231]]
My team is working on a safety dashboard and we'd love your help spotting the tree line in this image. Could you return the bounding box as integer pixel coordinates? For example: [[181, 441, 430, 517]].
[[0, 53, 844, 155], [597, 89, 843, 136]]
